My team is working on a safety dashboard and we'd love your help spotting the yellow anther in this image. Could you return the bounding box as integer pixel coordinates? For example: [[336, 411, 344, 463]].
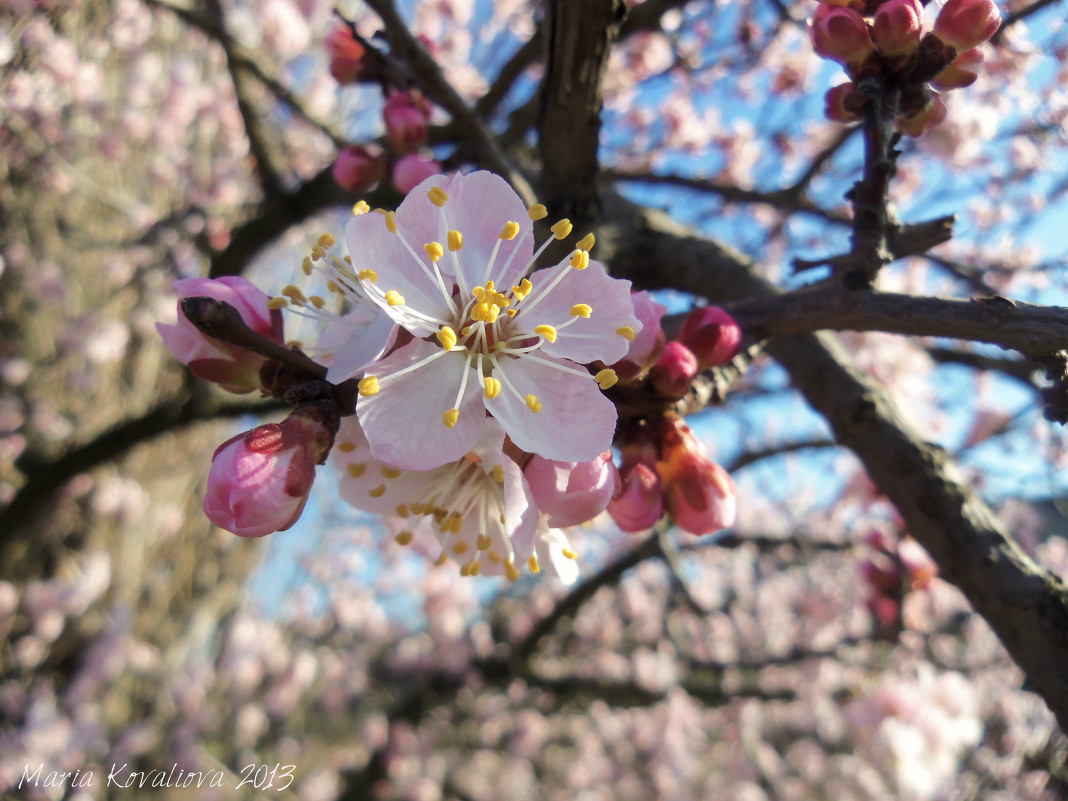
[[346, 463, 366, 478], [385, 290, 405, 306], [424, 241, 444, 262], [428, 186, 448, 206], [267, 297, 288, 309], [595, 368, 618, 390], [358, 269, 378, 283], [443, 408, 460, 428], [534, 324, 557, 343], [528, 554, 540, 574], [472, 286, 487, 302], [570, 304, 592, 318], [381, 465, 403, 479], [453, 540, 469, 555], [575, 233, 595, 251], [488, 551, 502, 564], [282, 284, 307, 304], [310, 247, 325, 260], [434, 552, 449, 566], [448, 230, 464, 251], [506, 308, 517, 317], [562, 547, 578, 560], [358, 376, 380, 396], [368, 484, 387, 498], [484, 377, 502, 400], [395, 531, 414, 546], [327, 280, 341, 294], [472, 302, 499, 323], [396, 504, 409, 518], [448, 515, 462, 534], [615, 325, 636, 342], [492, 464, 504, 483], [528, 203, 548, 221], [353, 200, 370, 215], [511, 278, 533, 300], [310, 295, 326, 309], [551, 219, 573, 239], [470, 561, 482, 576], [318, 233, 336, 247], [337, 441, 357, 453], [476, 534, 492, 551], [302, 256, 313, 275], [385, 211, 397, 233], [461, 326, 471, 336], [505, 559, 521, 580], [499, 221, 520, 240], [569, 249, 590, 270], [437, 326, 458, 351], [525, 394, 542, 413]]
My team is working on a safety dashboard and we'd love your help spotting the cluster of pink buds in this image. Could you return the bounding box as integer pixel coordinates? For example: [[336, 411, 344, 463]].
[[326, 22, 441, 194], [859, 529, 937, 635], [812, 0, 1001, 136], [609, 414, 737, 536]]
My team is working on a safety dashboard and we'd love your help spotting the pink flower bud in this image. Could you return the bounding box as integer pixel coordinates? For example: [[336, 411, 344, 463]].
[[525, 452, 618, 528], [648, 342, 698, 399], [931, 47, 983, 89], [873, 0, 924, 56], [156, 276, 283, 394], [896, 94, 948, 136], [203, 411, 333, 537], [657, 417, 737, 535], [332, 145, 386, 191], [391, 153, 442, 193], [677, 306, 742, 368], [824, 83, 864, 123], [810, 4, 876, 67], [383, 90, 431, 154], [326, 25, 366, 84], [608, 463, 664, 532], [934, 0, 1000, 51]]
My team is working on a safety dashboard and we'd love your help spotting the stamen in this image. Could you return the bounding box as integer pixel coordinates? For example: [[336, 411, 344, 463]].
[[337, 442, 357, 452], [382, 465, 403, 479], [424, 242, 444, 262], [358, 376, 380, 396], [575, 233, 595, 251], [453, 540, 469, 555], [428, 186, 448, 206], [396, 504, 409, 517], [505, 558, 521, 580], [384, 290, 405, 306], [476, 534, 492, 551], [434, 552, 448, 566], [358, 269, 378, 283], [562, 547, 578, 560], [310, 295, 326, 308], [551, 219, 573, 239], [346, 463, 366, 478], [282, 284, 307, 304], [500, 221, 520, 240], [318, 233, 336, 247], [368, 484, 387, 498], [437, 326, 458, 351], [443, 408, 460, 429], [534, 324, 557, 343], [385, 211, 397, 233], [395, 531, 414, 545], [484, 376, 502, 399], [267, 297, 288, 309], [528, 203, 547, 221], [569, 249, 589, 270], [353, 200, 370, 215], [492, 465, 504, 483], [302, 257, 313, 275], [570, 304, 592, 318], [615, 326, 636, 341], [448, 230, 464, 251], [525, 394, 542, 413], [511, 278, 533, 300], [528, 554, 540, 573], [595, 368, 618, 390]]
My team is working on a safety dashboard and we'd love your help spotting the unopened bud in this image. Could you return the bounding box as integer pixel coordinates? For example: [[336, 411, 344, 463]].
[[931, 47, 984, 90], [648, 341, 699, 399], [677, 306, 743, 368], [810, 4, 876, 67], [392, 153, 442, 193], [933, 0, 1001, 51], [873, 0, 924, 57], [896, 94, 948, 137], [383, 90, 432, 155], [825, 83, 864, 123], [332, 145, 386, 191], [608, 463, 664, 533], [657, 416, 737, 535], [326, 25, 366, 84], [525, 452, 618, 528]]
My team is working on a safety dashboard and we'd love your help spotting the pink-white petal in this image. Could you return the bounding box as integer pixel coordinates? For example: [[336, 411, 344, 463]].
[[487, 353, 616, 461], [357, 339, 485, 469], [519, 258, 640, 364], [320, 307, 398, 384]]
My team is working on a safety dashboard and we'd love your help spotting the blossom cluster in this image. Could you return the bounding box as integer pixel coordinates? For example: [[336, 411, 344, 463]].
[[811, 0, 1001, 135], [159, 171, 740, 582]]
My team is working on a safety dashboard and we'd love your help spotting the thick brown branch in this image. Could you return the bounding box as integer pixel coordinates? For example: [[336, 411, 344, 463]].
[[726, 286, 1068, 358], [595, 192, 1068, 733]]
